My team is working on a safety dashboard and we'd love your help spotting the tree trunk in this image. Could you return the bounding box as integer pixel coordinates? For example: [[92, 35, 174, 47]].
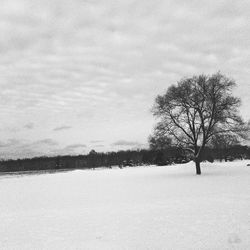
[[195, 160, 201, 175]]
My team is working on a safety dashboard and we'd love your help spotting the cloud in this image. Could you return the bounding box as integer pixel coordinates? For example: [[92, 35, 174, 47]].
[[90, 140, 104, 143], [64, 144, 86, 150], [53, 125, 72, 131], [0, 138, 58, 159], [112, 140, 143, 147], [3, 127, 20, 133], [32, 139, 58, 146], [0, 0, 250, 158], [24, 122, 34, 129], [0, 139, 21, 148], [2, 0, 249, 111], [51, 143, 87, 156], [0, 139, 87, 159]]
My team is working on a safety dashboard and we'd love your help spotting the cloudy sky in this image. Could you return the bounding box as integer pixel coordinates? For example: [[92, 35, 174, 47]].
[[0, 0, 250, 159]]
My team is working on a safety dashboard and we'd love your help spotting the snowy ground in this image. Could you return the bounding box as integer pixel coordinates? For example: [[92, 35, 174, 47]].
[[0, 160, 250, 250]]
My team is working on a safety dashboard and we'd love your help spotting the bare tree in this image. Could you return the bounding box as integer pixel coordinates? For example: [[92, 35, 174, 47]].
[[152, 72, 248, 174]]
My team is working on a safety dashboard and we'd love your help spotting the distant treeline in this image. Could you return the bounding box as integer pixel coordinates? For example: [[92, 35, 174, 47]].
[[0, 145, 249, 172]]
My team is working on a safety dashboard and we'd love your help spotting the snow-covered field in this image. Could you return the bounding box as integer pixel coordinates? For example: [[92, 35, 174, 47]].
[[0, 160, 250, 250]]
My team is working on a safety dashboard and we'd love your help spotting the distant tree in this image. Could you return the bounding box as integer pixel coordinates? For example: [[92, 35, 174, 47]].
[[88, 149, 98, 168], [152, 72, 249, 174], [210, 133, 239, 161], [149, 135, 172, 151], [89, 149, 97, 155]]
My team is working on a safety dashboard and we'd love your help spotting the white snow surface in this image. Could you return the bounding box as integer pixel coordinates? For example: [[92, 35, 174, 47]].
[[1, 160, 250, 250]]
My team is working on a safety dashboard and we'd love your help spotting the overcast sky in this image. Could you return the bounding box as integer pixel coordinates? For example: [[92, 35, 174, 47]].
[[0, 0, 250, 159]]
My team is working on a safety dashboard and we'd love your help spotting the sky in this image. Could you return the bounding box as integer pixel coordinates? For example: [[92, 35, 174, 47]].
[[0, 0, 250, 159]]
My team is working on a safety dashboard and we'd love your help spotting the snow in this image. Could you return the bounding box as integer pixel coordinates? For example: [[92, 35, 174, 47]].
[[0, 160, 250, 249]]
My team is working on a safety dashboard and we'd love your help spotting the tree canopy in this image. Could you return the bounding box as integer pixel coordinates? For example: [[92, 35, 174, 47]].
[[151, 72, 249, 174]]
